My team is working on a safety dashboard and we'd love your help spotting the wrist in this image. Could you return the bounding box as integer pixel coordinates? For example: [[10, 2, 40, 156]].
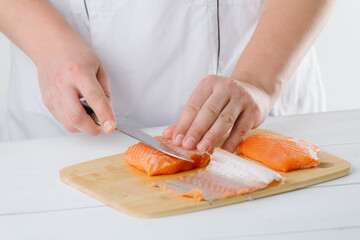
[[231, 70, 285, 103], [33, 31, 88, 68]]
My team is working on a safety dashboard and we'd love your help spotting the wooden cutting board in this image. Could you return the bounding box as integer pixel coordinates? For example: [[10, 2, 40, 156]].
[[59, 129, 351, 218]]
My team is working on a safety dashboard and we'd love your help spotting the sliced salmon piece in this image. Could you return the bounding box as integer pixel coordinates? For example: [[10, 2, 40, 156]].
[[123, 137, 210, 176], [157, 148, 284, 201], [238, 134, 320, 172]]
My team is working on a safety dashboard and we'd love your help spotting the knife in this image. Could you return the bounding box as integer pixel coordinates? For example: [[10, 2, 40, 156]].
[[80, 99, 194, 163]]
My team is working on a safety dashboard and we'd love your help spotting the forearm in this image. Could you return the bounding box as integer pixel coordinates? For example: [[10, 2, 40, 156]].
[[0, 0, 87, 66], [232, 0, 335, 102]]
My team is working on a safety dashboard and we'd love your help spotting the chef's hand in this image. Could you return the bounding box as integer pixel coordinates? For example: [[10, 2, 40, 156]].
[[37, 41, 116, 136], [0, 0, 115, 135], [162, 74, 273, 153]]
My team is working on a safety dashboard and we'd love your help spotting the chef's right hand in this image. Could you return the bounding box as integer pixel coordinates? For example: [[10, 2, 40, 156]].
[[37, 40, 116, 136]]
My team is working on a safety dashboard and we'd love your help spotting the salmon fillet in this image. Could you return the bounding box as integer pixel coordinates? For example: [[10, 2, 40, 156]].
[[123, 136, 210, 176], [156, 148, 284, 201], [238, 134, 320, 172]]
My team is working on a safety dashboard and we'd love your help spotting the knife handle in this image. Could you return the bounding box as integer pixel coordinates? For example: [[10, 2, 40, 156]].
[[80, 98, 101, 126]]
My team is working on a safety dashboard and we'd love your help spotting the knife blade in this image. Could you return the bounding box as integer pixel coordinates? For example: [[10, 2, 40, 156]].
[[80, 99, 194, 163], [115, 124, 194, 162]]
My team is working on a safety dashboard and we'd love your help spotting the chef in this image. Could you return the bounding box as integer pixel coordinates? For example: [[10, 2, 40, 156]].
[[0, 0, 334, 152]]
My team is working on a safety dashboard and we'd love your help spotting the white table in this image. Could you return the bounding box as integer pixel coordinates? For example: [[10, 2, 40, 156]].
[[1, 110, 359, 240]]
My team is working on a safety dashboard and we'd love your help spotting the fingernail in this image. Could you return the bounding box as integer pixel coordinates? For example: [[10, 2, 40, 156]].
[[197, 139, 210, 152], [184, 136, 196, 149], [174, 134, 184, 145], [103, 120, 113, 133]]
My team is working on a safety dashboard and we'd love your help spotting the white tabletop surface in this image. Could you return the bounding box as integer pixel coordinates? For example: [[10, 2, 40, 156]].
[[1, 110, 359, 240]]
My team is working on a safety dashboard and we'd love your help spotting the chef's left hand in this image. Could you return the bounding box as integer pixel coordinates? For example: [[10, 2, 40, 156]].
[[162, 74, 273, 153]]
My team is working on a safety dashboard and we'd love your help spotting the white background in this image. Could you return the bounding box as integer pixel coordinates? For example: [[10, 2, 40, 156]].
[[0, 1, 359, 114]]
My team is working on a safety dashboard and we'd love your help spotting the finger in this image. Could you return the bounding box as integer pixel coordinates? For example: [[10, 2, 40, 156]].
[[78, 72, 116, 134], [221, 108, 254, 153], [196, 98, 243, 152], [172, 78, 213, 146], [182, 90, 230, 150], [57, 102, 80, 133], [42, 88, 78, 133], [162, 124, 176, 139], [61, 87, 102, 136], [96, 63, 112, 105]]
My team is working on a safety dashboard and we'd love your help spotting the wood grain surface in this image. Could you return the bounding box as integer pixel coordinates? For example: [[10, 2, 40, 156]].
[[59, 129, 351, 218]]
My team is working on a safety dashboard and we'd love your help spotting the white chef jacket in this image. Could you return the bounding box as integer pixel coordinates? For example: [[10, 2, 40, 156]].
[[0, 0, 326, 141]]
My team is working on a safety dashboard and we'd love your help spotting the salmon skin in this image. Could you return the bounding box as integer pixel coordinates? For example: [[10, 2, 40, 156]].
[[238, 134, 320, 172], [123, 136, 210, 176], [156, 148, 284, 202]]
